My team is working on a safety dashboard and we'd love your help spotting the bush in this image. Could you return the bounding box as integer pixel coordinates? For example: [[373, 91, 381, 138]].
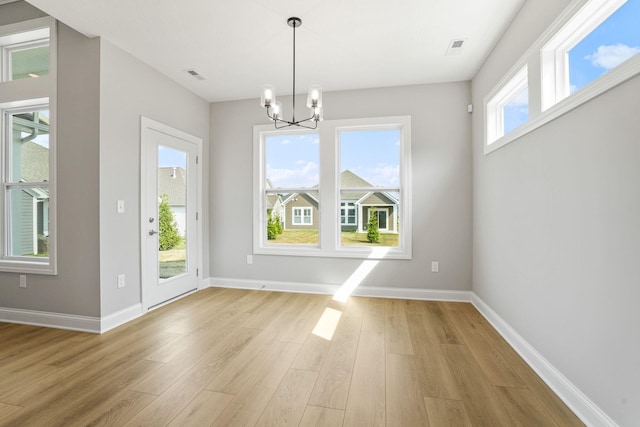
[[267, 213, 284, 240], [367, 209, 380, 243], [159, 194, 181, 250]]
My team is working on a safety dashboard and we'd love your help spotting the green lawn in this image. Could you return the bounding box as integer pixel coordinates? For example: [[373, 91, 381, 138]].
[[268, 229, 398, 247]]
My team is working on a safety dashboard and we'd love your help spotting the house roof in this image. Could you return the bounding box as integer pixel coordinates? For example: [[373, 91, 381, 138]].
[[158, 167, 186, 205], [22, 141, 49, 183], [280, 170, 398, 206]]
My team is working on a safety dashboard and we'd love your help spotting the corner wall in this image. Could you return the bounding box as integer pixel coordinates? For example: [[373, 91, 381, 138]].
[[472, 0, 640, 425], [98, 39, 210, 316], [0, 2, 101, 318], [210, 83, 473, 293]]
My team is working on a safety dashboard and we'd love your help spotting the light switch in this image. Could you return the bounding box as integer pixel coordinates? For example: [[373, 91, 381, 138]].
[[117, 200, 125, 213]]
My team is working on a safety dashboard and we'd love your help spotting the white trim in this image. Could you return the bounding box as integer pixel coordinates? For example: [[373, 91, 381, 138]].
[[0, 306, 100, 333], [471, 293, 618, 427], [208, 277, 471, 302], [100, 303, 143, 333]]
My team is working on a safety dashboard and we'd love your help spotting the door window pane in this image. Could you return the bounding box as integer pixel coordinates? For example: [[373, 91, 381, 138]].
[[158, 146, 187, 279]]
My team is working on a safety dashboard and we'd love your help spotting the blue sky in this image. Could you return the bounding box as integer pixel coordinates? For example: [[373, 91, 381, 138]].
[[504, 0, 639, 133], [569, 0, 640, 91], [158, 145, 187, 168], [265, 129, 400, 189]]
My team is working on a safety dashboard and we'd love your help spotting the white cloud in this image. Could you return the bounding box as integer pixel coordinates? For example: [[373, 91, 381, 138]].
[[585, 43, 640, 70], [267, 161, 319, 188], [506, 88, 528, 107], [363, 164, 400, 187], [280, 139, 291, 145]]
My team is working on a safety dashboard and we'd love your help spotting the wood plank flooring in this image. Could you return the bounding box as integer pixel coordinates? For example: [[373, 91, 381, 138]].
[[0, 288, 584, 426]]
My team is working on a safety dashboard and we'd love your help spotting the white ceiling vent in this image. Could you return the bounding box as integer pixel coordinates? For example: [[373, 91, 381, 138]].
[[445, 39, 467, 56], [185, 69, 206, 80]]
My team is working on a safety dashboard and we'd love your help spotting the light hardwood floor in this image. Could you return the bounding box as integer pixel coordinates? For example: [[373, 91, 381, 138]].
[[0, 288, 584, 426]]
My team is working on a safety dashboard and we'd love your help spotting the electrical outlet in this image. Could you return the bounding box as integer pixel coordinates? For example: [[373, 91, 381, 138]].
[[431, 261, 439, 273], [247, 255, 253, 265], [19, 274, 27, 288], [117, 200, 125, 213], [117, 274, 125, 288]]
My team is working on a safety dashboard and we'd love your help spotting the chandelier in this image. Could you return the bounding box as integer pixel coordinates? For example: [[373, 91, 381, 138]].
[[260, 17, 323, 129]]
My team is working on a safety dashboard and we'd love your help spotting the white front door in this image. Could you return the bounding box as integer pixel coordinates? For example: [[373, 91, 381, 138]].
[[141, 118, 201, 310]]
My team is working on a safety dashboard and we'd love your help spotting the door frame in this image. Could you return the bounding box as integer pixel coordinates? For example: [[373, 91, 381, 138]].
[[140, 117, 203, 312]]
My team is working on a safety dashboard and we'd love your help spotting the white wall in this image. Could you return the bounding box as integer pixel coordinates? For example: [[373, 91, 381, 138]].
[[98, 39, 210, 316], [472, 0, 640, 425], [0, 2, 102, 318], [210, 83, 472, 292]]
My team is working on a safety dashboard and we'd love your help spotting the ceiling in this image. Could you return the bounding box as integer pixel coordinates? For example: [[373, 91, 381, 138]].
[[25, 0, 525, 103]]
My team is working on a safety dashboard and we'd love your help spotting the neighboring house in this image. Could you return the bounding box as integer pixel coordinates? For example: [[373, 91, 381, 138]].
[[158, 167, 186, 237], [265, 179, 284, 226], [280, 170, 399, 233]]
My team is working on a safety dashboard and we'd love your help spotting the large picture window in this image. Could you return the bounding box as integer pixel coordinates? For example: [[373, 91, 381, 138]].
[[254, 116, 411, 259], [0, 17, 56, 274]]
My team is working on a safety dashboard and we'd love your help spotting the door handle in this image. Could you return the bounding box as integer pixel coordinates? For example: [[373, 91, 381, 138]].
[[148, 229, 159, 236]]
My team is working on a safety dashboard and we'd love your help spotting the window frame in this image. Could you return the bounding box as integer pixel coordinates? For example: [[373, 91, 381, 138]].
[[484, 0, 640, 154], [486, 65, 529, 148], [0, 17, 56, 275], [254, 116, 411, 260]]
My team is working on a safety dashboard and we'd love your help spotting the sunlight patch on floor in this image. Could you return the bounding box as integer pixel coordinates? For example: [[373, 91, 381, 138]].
[[311, 307, 342, 340], [332, 247, 390, 303]]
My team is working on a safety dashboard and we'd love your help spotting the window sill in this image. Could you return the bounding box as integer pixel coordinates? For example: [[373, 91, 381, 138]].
[[0, 259, 56, 275], [485, 53, 640, 155], [254, 245, 411, 260]]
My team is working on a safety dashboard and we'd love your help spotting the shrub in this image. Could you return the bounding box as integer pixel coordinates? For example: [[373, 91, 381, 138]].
[[367, 209, 380, 243], [159, 194, 181, 250]]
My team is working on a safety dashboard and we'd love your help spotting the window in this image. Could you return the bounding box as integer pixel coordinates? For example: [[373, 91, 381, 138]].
[[292, 207, 312, 225], [484, 0, 640, 154], [340, 202, 356, 225], [542, 0, 640, 109], [0, 17, 56, 274], [254, 116, 411, 259], [486, 66, 529, 146]]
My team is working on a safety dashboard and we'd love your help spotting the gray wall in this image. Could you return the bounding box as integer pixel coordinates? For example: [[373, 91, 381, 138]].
[[98, 39, 210, 316], [472, 0, 640, 425], [0, 3, 101, 317], [210, 83, 472, 291]]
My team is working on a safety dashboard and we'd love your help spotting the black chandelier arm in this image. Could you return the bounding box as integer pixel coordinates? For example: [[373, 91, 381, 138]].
[[265, 105, 318, 129]]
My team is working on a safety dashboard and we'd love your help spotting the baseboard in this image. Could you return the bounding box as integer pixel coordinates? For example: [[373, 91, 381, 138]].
[[471, 293, 618, 427], [100, 303, 143, 333], [0, 307, 100, 333], [208, 277, 472, 302]]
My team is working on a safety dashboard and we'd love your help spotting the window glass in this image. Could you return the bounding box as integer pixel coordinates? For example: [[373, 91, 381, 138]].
[[6, 187, 49, 257], [502, 86, 529, 135], [568, 0, 640, 93], [339, 129, 400, 247], [264, 133, 319, 245], [9, 43, 50, 80], [8, 109, 49, 182]]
